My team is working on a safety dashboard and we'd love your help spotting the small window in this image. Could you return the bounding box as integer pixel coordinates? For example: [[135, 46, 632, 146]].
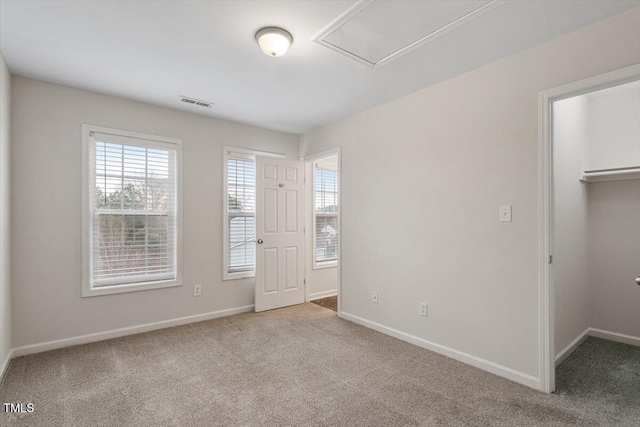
[[314, 160, 339, 268], [223, 147, 284, 280], [82, 125, 182, 296], [226, 152, 256, 276]]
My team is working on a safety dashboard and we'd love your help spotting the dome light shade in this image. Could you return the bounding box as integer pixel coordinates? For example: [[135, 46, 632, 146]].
[[255, 27, 293, 57]]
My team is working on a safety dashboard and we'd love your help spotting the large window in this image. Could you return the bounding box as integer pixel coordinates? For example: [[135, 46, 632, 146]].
[[314, 160, 338, 267], [223, 147, 284, 280], [83, 125, 182, 296]]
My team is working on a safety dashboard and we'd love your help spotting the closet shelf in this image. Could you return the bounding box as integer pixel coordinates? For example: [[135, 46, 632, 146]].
[[581, 166, 640, 183]]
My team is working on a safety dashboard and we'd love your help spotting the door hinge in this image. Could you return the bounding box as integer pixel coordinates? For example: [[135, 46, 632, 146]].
[[549, 255, 553, 264]]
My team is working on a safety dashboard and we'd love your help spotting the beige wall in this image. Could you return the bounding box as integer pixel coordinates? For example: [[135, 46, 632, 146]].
[[553, 96, 591, 355], [300, 8, 640, 380], [589, 180, 640, 337], [587, 85, 640, 170], [587, 84, 640, 337], [309, 267, 338, 299], [11, 77, 299, 348], [0, 54, 11, 371]]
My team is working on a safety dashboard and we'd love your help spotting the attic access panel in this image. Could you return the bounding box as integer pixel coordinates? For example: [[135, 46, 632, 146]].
[[314, 0, 501, 68]]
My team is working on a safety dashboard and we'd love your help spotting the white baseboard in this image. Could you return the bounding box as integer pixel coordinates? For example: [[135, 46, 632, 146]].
[[555, 328, 590, 367], [555, 327, 640, 367], [340, 312, 540, 390], [309, 290, 338, 301], [589, 328, 640, 347], [12, 305, 255, 358], [0, 349, 13, 383]]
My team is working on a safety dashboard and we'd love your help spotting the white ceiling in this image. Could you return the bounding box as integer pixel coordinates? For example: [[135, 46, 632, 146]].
[[0, 0, 638, 134], [318, 0, 496, 66]]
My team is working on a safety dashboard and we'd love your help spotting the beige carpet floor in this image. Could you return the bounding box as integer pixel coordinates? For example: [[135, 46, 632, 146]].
[[1, 303, 638, 426]]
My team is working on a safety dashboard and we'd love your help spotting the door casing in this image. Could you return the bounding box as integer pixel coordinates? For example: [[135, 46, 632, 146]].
[[537, 64, 640, 393], [302, 147, 342, 315]]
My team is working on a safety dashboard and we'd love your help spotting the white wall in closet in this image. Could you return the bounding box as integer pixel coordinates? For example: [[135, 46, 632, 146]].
[[554, 81, 640, 360]]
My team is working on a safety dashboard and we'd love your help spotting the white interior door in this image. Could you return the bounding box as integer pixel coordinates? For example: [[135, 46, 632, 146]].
[[255, 156, 305, 312]]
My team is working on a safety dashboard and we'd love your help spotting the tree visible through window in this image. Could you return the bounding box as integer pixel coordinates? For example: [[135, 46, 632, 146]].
[[314, 165, 338, 263], [227, 155, 256, 273], [91, 138, 177, 287]]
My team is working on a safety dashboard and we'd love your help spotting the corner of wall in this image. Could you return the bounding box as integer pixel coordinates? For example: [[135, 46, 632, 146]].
[[0, 52, 13, 379], [298, 133, 307, 159]]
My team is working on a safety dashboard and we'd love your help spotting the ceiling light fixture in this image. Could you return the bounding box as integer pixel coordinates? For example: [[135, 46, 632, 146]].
[[255, 27, 293, 57]]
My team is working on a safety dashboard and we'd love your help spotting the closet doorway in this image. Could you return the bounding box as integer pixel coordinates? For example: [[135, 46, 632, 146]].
[[538, 64, 640, 395]]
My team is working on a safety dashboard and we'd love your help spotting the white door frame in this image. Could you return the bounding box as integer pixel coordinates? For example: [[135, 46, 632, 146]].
[[302, 147, 342, 315], [537, 63, 640, 394]]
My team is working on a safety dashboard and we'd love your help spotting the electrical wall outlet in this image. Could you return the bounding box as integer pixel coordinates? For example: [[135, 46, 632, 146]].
[[372, 291, 378, 304], [193, 284, 202, 297], [419, 302, 428, 317]]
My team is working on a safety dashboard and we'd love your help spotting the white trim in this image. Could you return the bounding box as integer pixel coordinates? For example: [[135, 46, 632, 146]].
[[81, 124, 184, 297], [538, 64, 640, 393], [341, 311, 540, 390], [555, 327, 640, 367], [83, 124, 182, 146], [302, 148, 343, 163], [224, 270, 255, 281], [304, 160, 313, 302], [82, 279, 181, 297], [222, 146, 286, 281], [312, 160, 339, 270], [12, 305, 255, 358], [537, 86, 555, 394], [0, 349, 13, 383], [311, 0, 374, 68], [312, 0, 504, 69], [302, 147, 342, 314], [589, 328, 640, 347], [313, 260, 338, 270], [309, 290, 338, 301], [223, 146, 285, 160], [555, 328, 590, 367]]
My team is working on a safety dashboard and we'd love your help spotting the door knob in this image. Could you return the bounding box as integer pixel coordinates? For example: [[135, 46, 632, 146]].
[[636, 276, 640, 286], [257, 239, 264, 244]]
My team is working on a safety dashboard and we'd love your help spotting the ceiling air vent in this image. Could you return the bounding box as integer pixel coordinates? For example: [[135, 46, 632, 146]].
[[313, 0, 503, 68], [179, 96, 214, 108]]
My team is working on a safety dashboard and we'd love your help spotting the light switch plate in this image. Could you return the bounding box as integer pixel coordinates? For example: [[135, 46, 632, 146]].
[[499, 205, 512, 222]]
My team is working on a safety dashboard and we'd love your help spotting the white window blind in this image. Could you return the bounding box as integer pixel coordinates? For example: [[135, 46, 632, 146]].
[[226, 153, 256, 274], [89, 132, 178, 287], [314, 165, 338, 263]]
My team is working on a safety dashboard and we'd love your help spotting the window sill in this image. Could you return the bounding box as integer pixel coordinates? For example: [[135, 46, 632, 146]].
[[313, 261, 338, 270], [223, 271, 255, 281], [82, 279, 181, 297]]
